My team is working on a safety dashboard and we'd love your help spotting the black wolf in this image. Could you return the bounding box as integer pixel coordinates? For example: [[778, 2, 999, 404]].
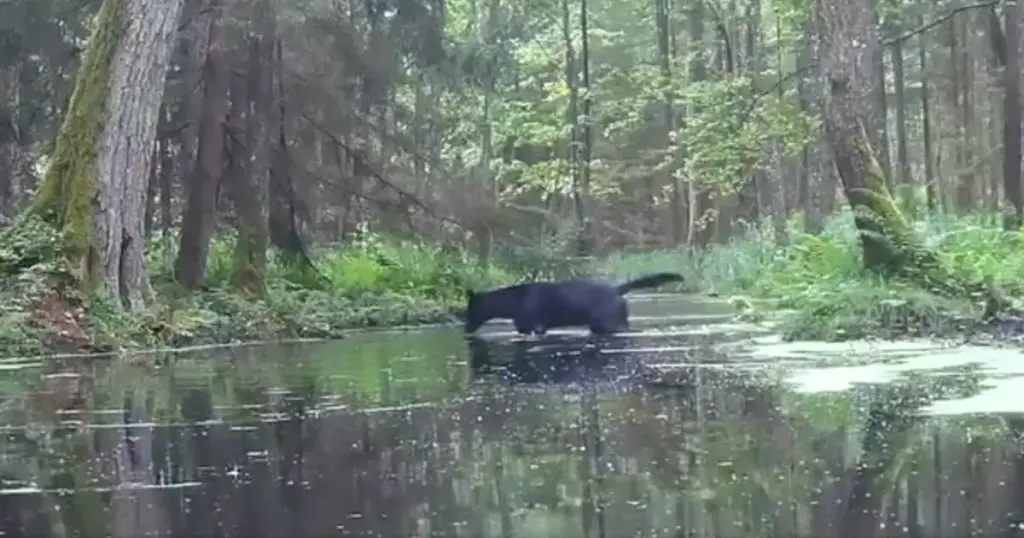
[[464, 272, 684, 335]]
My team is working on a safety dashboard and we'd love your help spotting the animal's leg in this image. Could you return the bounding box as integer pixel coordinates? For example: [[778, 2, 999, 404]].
[[514, 290, 544, 336], [615, 299, 631, 331], [588, 309, 615, 335], [513, 318, 534, 335], [589, 299, 629, 335], [514, 309, 541, 336]]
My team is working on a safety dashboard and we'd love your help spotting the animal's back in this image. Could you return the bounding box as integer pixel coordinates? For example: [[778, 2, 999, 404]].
[[524, 279, 626, 333]]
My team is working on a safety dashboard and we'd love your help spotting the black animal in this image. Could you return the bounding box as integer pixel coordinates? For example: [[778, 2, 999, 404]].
[[464, 272, 684, 335]]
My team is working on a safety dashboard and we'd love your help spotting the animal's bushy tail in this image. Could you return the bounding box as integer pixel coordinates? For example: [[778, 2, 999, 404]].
[[615, 272, 684, 294]]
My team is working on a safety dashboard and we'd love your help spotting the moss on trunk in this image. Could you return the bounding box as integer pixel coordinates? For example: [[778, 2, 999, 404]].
[[231, 230, 268, 294], [31, 0, 125, 288], [849, 124, 1002, 304]]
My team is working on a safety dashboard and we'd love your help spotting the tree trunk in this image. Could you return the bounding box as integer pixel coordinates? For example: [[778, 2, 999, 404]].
[[955, 14, 976, 213], [143, 113, 160, 237], [174, 0, 210, 185], [1003, 0, 1023, 227], [892, 31, 910, 188], [577, 0, 593, 255], [176, 1, 227, 288], [687, 0, 713, 248], [228, 27, 273, 292], [268, 38, 315, 271], [817, 0, 1000, 302], [870, 0, 891, 182], [796, 25, 815, 230], [919, 9, 936, 212], [30, 0, 185, 309]]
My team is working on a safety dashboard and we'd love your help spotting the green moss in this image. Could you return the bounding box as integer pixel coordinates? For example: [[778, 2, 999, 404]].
[[231, 228, 268, 294], [32, 0, 126, 288], [852, 130, 994, 301]]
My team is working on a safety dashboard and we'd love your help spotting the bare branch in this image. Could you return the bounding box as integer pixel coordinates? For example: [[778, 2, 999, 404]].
[[298, 113, 465, 231]]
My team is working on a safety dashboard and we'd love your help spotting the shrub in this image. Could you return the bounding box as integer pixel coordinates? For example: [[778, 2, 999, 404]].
[[597, 210, 1019, 341]]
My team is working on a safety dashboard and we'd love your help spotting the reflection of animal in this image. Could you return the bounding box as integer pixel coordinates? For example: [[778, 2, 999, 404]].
[[466, 335, 611, 385], [464, 272, 684, 335]]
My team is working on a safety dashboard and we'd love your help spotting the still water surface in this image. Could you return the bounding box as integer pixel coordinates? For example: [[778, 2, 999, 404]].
[[1, 295, 1023, 537]]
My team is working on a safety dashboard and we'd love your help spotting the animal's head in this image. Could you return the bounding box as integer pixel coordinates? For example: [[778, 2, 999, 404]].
[[464, 289, 484, 333]]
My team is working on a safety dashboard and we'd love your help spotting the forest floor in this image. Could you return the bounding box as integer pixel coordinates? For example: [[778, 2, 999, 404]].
[[3, 210, 1024, 359]]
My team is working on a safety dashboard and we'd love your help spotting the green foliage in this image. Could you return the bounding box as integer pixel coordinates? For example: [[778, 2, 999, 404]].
[[597, 221, 778, 294], [0, 215, 66, 276], [0, 217, 74, 357], [31, 0, 124, 284], [82, 231, 520, 352], [0, 222, 527, 358], [596, 210, 1023, 341], [420, 0, 818, 211], [674, 80, 815, 195], [6, 208, 1023, 357]]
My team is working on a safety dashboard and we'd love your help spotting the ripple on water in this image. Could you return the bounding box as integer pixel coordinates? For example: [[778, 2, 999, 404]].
[[4, 297, 1024, 538]]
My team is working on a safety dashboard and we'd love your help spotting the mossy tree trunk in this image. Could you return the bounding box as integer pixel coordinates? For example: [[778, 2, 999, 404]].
[[816, 0, 997, 301], [31, 0, 185, 309]]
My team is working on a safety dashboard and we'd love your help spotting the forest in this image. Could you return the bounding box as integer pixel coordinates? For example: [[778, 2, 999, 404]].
[[1, 0, 1023, 357]]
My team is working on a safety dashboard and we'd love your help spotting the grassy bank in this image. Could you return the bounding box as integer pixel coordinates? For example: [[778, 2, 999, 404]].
[[2, 210, 1020, 358], [0, 221, 530, 358], [596, 210, 1024, 340]]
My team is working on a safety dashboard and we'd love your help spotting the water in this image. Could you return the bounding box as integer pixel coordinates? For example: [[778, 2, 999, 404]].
[[1, 294, 1023, 538]]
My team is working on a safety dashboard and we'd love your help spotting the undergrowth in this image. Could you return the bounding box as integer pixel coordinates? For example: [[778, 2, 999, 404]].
[[595, 210, 1023, 341], [0, 221, 553, 357], [2, 209, 1021, 357]]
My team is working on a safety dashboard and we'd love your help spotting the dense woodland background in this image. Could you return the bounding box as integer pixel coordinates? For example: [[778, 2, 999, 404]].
[[0, 0, 1022, 293], [4, 1, 1024, 534]]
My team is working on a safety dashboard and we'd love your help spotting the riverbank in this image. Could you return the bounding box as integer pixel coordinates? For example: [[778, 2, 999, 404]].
[[0, 220, 524, 358], [2, 211, 1022, 359], [596, 211, 1024, 342], [0, 271, 471, 358]]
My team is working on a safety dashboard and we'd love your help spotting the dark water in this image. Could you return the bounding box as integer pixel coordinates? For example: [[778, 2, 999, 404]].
[[1, 295, 1023, 538]]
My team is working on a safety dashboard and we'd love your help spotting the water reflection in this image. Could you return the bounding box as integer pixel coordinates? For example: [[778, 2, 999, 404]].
[[466, 334, 658, 387], [0, 325, 1023, 537]]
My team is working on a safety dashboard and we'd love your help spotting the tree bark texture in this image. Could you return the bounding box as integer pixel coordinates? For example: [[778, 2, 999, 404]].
[[1003, 0, 1024, 227], [96, 0, 185, 308], [816, 0, 900, 270], [176, 2, 227, 288], [33, 0, 185, 309], [816, 0, 1001, 303], [228, 33, 273, 292]]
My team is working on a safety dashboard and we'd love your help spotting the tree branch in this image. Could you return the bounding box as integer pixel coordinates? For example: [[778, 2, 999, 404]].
[[882, 0, 1000, 46], [750, 0, 1003, 107], [298, 113, 465, 231]]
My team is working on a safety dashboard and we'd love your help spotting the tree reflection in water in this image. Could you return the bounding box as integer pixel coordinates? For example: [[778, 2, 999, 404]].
[[0, 338, 1020, 538]]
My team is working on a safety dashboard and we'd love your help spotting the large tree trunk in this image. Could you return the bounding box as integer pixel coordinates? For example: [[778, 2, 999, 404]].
[[817, 0, 909, 271], [816, 0, 998, 302], [30, 0, 185, 309]]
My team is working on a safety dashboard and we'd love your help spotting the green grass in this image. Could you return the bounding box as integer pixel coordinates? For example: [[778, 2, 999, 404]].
[[2, 209, 1022, 357], [594, 210, 1024, 341], [0, 217, 539, 356]]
